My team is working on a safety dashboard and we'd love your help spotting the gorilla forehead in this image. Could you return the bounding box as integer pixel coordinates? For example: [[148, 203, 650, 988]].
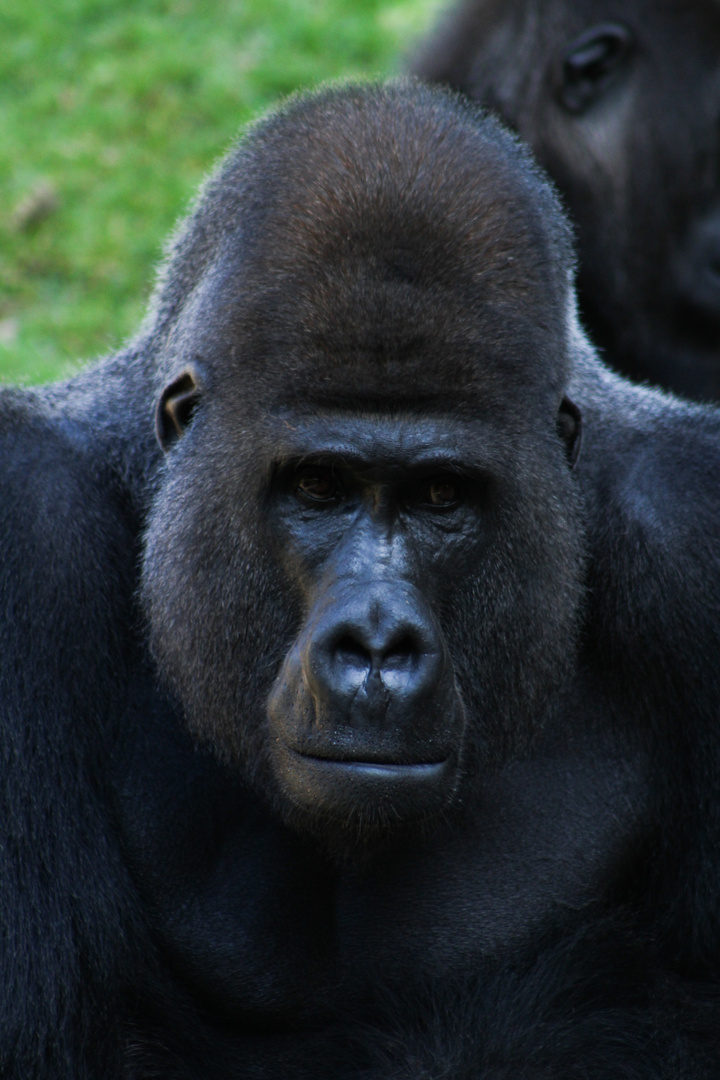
[[237, 80, 569, 276], [254, 412, 514, 485], [160, 80, 575, 413]]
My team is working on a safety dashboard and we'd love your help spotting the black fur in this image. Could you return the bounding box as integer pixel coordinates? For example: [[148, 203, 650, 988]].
[[411, 0, 720, 401], [2, 79, 720, 1078]]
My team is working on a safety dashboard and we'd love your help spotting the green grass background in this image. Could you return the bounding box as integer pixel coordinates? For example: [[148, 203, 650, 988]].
[[0, 0, 443, 384]]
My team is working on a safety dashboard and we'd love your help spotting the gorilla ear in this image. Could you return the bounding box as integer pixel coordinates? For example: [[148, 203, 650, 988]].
[[557, 395, 582, 469], [558, 23, 634, 114], [156, 367, 202, 452]]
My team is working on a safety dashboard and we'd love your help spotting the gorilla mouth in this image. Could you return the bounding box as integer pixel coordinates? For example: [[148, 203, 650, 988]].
[[282, 744, 455, 800], [266, 743, 460, 843], [287, 742, 449, 767], [293, 751, 449, 779]]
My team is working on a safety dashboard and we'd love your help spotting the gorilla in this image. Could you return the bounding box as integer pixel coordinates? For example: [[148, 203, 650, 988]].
[[411, 0, 720, 401], [2, 79, 720, 1079]]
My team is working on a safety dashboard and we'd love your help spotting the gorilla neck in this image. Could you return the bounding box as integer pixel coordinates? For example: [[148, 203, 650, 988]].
[[112, 682, 647, 1029]]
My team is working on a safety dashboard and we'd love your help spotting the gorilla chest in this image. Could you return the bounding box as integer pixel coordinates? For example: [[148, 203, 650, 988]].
[[115, 714, 641, 1021]]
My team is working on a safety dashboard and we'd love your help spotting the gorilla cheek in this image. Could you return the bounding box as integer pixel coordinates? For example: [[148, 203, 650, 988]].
[[142, 464, 295, 769]]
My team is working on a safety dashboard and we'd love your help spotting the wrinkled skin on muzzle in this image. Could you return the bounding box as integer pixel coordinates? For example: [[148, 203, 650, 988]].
[[267, 576, 465, 826]]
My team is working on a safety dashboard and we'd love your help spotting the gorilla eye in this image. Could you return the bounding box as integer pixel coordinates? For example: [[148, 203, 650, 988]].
[[421, 476, 463, 508], [559, 23, 634, 114], [295, 468, 340, 504]]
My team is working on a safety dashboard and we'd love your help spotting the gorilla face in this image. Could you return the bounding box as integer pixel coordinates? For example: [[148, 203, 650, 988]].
[[143, 397, 583, 850], [543, 3, 720, 396], [263, 414, 474, 828], [412, 0, 720, 399], [140, 83, 585, 851]]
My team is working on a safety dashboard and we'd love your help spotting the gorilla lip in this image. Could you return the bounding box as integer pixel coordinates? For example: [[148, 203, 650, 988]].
[[289, 747, 450, 778], [273, 743, 458, 824]]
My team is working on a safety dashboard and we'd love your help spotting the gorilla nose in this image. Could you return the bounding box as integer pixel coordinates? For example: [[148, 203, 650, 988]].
[[330, 623, 425, 692], [306, 585, 444, 719], [267, 579, 463, 770]]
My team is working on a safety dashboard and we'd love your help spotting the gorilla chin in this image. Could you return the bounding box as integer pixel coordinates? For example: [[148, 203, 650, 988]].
[[269, 742, 461, 842]]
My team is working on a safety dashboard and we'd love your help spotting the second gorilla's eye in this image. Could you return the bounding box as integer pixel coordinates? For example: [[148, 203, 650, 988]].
[[295, 469, 339, 503]]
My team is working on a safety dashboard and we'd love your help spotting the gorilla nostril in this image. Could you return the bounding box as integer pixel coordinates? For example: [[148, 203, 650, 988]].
[[382, 632, 420, 670], [334, 634, 372, 670], [330, 626, 425, 683]]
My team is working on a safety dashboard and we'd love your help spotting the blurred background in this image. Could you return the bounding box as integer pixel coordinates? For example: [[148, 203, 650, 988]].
[[1, 0, 442, 384]]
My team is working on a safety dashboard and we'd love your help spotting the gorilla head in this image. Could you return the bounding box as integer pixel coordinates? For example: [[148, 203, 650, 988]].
[[140, 82, 584, 852], [412, 0, 720, 400]]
